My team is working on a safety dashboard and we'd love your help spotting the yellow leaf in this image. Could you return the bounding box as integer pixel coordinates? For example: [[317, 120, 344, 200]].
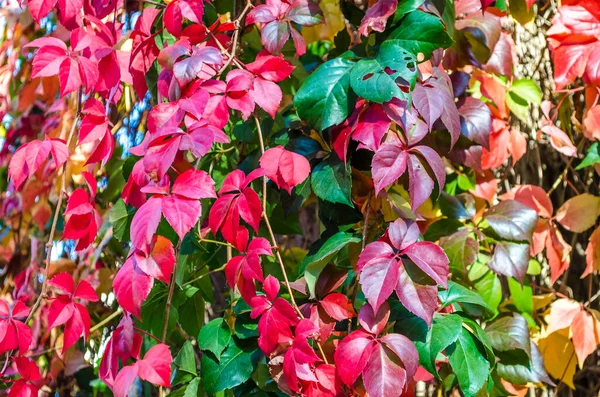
[[537, 329, 576, 389], [302, 0, 345, 44]]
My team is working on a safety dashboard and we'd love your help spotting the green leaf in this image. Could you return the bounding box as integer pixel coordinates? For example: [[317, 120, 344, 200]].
[[496, 341, 554, 386], [311, 155, 353, 207], [576, 142, 600, 170], [439, 281, 492, 312], [199, 318, 232, 360], [109, 199, 134, 242], [349, 41, 417, 103], [447, 327, 491, 397], [472, 268, 502, 314], [415, 313, 463, 376], [508, 277, 533, 315], [294, 55, 357, 131], [234, 312, 259, 339], [387, 10, 453, 60], [393, 0, 426, 23], [507, 78, 542, 122], [201, 338, 261, 395], [179, 288, 205, 337], [300, 231, 361, 298], [168, 377, 203, 397], [175, 341, 197, 375], [423, 218, 464, 241], [440, 229, 479, 281]]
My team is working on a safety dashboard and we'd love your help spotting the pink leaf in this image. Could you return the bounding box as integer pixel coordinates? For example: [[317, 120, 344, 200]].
[[130, 196, 163, 249], [259, 146, 310, 194]]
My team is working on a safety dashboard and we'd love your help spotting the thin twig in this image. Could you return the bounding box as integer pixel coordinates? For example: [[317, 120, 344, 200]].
[[218, 0, 253, 75], [162, 240, 182, 342], [349, 194, 371, 333], [253, 115, 329, 364], [26, 89, 83, 324], [182, 264, 226, 287], [90, 308, 123, 333]]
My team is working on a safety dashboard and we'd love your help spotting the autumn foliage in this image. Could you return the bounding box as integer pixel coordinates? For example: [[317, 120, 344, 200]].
[[1, 0, 600, 395]]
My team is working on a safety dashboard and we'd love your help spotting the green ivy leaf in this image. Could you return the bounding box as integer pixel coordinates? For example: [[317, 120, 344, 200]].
[[200, 338, 261, 395], [175, 341, 198, 375], [447, 327, 491, 397], [415, 313, 463, 376], [311, 155, 353, 207], [301, 231, 361, 297], [439, 281, 492, 313], [392, 0, 426, 24], [199, 318, 232, 360], [507, 78, 542, 122], [387, 10, 453, 60], [109, 199, 134, 242], [472, 267, 502, 314], [349, 41, 417, 103], [440, 229, 479, 281], [576, 142, 600, 170], [168, 377, 203, 397], [294, 55, 357, 131], [178, 288, 205, 337], [508, 277, 533, 315]]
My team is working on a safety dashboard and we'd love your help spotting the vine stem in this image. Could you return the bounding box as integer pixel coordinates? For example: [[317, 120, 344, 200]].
[[182, 264, 227, 287], [253, 115, 329, 365], [26, 88, 82, 324], [217, 0, 253, 76], [349, 193, 371, 333], [162, 240, 182, 342], [90, 308, 123, 333]]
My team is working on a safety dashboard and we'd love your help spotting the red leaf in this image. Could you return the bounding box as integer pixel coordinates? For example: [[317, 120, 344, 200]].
[[372, 134, 408, 195], [500, 185, 553, 218], [162, 195, 201, 240], [130, 196, 163, 249], [259, 146, 310, 194], [358, 301, 390, 335], [356, 241, 398, 312], [8, 357, 41, 397], [363, 343, 408, 397], [113, 257, 154, 318], [395, 267, 439, 325], [134, 236, 176, 283], [358, 0, 397, 36], [334, 330, 376, 386], [47, 273, 97, 352], [319, 293, 355, 322], [0, 300, 32, 355]]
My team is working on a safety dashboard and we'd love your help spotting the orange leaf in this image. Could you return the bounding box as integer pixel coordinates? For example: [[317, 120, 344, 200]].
[[583, 105, 600, 141], [583, 227, 600, 278]]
